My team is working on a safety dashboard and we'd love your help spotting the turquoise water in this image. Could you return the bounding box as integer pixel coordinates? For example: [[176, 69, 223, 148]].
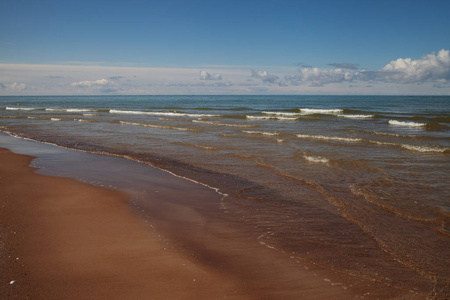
[[1, 95, 449, 295]]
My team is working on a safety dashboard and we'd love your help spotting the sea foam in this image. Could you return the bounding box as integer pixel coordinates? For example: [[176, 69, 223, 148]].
[[119, 121, 191, 131], [243, 130, 279, 136], [110, 109, 218, 118], [388, 120, 426, 127], [297, 134, 363, 142], [247, 115, 298, 121], [192, 119, 253, 128], [46, 108, 96, 112], [6, 107, 39, 111], [337, 114, 374, 119], [303, 155, 330, 164], [262, 111, 301, 116], [299, 108, 343, 114]]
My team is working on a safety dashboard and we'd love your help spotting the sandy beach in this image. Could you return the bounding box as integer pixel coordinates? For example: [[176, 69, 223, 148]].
[[0, 145, 432, 299], [0, 147, 247, 299]]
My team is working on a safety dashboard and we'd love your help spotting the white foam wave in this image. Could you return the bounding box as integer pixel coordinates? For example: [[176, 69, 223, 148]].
[[46, 108, 95, 112], [336, 114, 374, 119], [110, 109, 218, 118], [5, 107, 38, 111], [369, 140, 448, 153], [297, 134, 362, 142], [388, 120, 426, 127], [119, 121, 190, 131], [246, 115, 298, 121], [262, 111, 301, 117], [246, 115, 275, 120], [192, 120, 253, 128], [243, 130, 279, 136], [50, 118, 61, 121], [304, 155, 330, 164], [299, 108, 343, 114], [400, 144, 448, 153], [67, 108, 96, 112]]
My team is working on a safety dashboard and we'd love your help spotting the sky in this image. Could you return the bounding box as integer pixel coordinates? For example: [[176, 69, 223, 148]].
[[1, 0, 450, 95]]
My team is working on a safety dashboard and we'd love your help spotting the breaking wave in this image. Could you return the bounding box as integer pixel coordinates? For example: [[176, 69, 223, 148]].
[[297, 134, 363, 142], [299, 108, 343, 114], [388, 120, 426, 127], [110, 109, 219, 118]]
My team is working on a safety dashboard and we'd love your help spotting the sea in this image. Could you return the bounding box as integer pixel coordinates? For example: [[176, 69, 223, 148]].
[[1, 95, 449, 297]]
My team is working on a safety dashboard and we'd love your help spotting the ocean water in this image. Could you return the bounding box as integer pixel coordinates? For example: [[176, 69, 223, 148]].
[[1, 95, 449, 296]]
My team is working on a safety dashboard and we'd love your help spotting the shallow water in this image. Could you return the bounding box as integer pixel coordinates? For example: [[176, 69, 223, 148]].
[[1, 95, 449, 297]]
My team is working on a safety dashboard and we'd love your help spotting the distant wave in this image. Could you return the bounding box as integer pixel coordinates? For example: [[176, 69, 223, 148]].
[[336, 114, 375, 119], [297, 134, 363, 142], [296, 133, 447, 152], [110, 109, 219, 118], [243, 130, 280, 136], [388, 120, 426, 127], [303, 155, 330, 164], [246, 115, 298, 121], [192, 119, 253, 128], [262, 111, 301, 117], [119, 120, 193, 132], [368, 140, 448, 153], [246, 115, 276, 120], [5, 107, 40, 111], [299, 108, 343, 114], [46, 108, 97, 112]]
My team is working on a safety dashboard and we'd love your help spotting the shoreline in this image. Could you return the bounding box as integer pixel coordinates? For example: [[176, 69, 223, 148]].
[[0, 138, 429, 299], [0, 147, 247, 299]]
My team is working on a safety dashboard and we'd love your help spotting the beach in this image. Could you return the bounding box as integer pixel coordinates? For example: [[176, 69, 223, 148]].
[[0, 146, 365, 299], [1, 95, 449, 299], [0, 147, 250, 299], [1, 143, 424, 299]]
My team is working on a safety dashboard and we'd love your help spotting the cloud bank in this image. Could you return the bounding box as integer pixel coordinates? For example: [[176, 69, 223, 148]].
[[251, 70, 279, 84], [285, 68, 353, 86], [0, 82, 27, 91], [251, 49, 450, 88], [72, 78, 117, 93], [358, 49, 450, 84], [0, 50, 449, 95], [199, 71, 222, 80]]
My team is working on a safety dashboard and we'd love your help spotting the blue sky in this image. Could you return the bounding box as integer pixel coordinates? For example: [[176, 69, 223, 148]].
[[1, 0, 450, 95]]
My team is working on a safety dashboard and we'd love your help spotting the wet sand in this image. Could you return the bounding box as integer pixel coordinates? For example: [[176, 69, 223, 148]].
[[0, 147, 423, 299], [0, 148, 246, 299]]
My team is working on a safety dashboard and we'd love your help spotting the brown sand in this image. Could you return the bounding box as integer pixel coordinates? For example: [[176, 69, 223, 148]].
[[0, 148, 413, 299], [0, 148, 246, 299]]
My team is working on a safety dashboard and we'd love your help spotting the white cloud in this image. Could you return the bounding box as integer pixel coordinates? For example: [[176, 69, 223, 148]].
[[71, 78, 118, 93], [72, 78, 110, 88], [358, 49, 450, 84], [285, 68, 353, 86], [251, 70, 279, 84], [199, 71, 222, 80], [0, 82, 27, 91]]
